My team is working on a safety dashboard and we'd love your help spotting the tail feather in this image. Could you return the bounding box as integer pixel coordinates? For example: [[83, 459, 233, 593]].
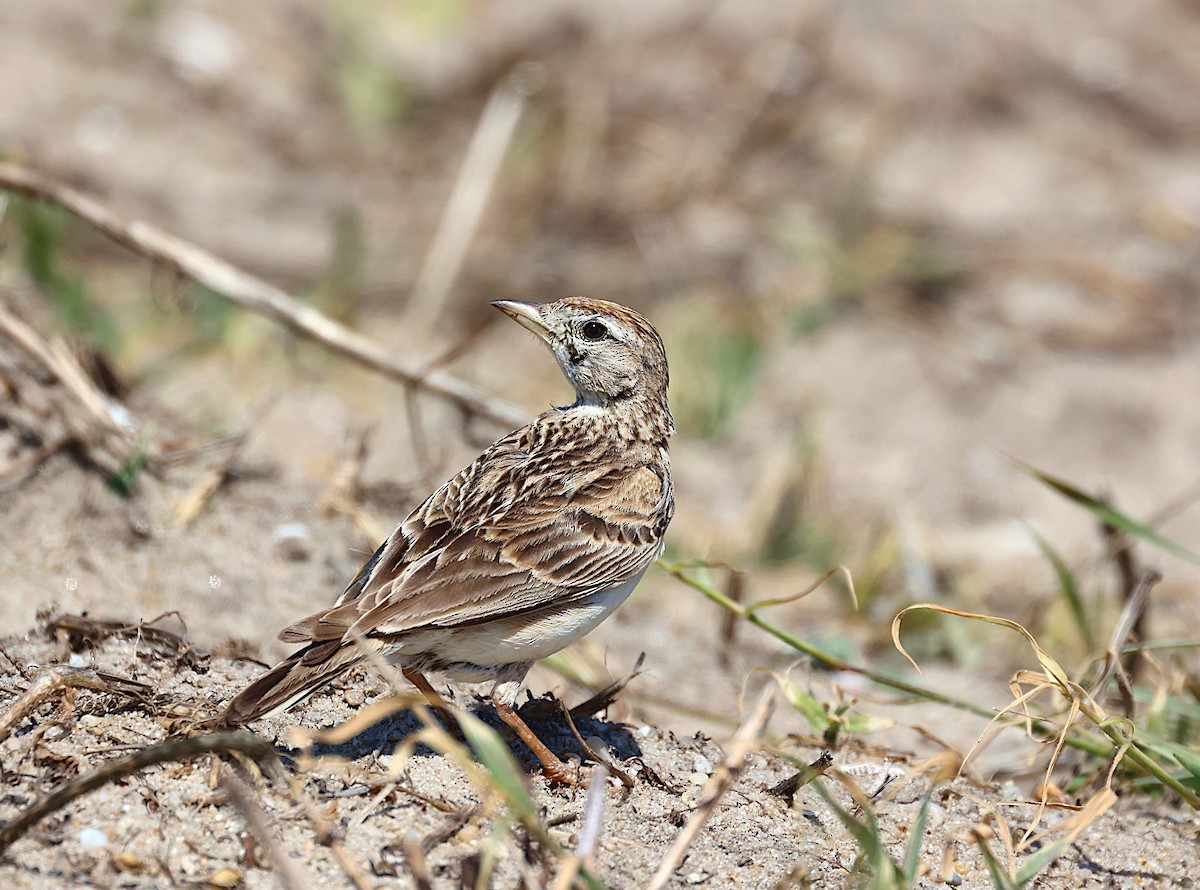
[[220, 642, 362, 727]]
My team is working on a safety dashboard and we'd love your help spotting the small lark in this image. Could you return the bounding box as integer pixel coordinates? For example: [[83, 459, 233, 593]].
[[222, 297, 674, 782]]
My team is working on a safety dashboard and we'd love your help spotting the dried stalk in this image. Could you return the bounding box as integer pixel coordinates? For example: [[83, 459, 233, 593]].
[[0, 732, 278, 851], [645, 688, 776, 890], [219, 768, 317, 890], [404, 66, 538, 334], [0, 163, 526, 428], [0, 664, 151, 743], [0, 297, 145, 476]]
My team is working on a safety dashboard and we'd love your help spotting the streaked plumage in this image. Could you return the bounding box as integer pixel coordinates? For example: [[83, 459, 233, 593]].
[[221, 297, 674, 782]]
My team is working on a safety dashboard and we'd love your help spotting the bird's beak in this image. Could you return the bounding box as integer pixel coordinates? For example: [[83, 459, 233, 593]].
[[491, 300, 551, 344]]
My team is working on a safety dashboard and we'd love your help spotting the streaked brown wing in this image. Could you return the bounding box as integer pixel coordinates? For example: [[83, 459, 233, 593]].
[[364, 461, 668, 632], [288, 460, 670, 643]]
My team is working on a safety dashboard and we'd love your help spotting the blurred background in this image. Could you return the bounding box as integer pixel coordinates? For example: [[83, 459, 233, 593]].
[[3, 0, 1200, 768]]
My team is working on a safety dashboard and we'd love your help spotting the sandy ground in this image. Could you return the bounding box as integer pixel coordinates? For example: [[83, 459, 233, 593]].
[[4, 0, 1200, 886], [0, 459, 1197, 888], [1, 598, 1197, 889]]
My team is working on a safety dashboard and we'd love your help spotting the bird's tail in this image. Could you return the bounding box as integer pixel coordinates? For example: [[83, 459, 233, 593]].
[[220, 639, 362, 727]]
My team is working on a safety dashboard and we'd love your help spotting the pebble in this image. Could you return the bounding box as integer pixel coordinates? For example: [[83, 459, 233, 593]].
[[272, 523, 313, 561], [68, 653, 88, 668], [207, 866, 243, 888], [76, 827, 108, 849], [455, 823, 481, 843], [344, 689, 365, 707]]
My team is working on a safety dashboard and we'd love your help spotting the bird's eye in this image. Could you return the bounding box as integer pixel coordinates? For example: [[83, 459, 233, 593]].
[[580, 320, 608, 341]]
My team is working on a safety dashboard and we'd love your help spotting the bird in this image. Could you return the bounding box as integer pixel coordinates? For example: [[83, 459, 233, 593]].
[[220, 297, 674, 783]]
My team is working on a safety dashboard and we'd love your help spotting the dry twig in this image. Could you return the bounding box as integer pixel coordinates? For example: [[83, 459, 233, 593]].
[[219, 767, 317, 890], [44, 611, 210, 672], [0, 664, 151, 744], [0, 732, 277, 851], [645, 688, 776, 890], [172, 398, 272, 529], [0, 163, 526, 428], [0, 297, 145, 477], [403, 66, 539, 335]]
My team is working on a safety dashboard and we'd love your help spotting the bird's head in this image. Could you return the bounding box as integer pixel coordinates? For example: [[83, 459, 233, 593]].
[[492, 297, 672, 433]]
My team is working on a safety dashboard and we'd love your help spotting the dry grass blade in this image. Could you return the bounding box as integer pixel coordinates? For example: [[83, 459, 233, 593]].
[[219, 767, 317, 890], [404, 66, 536, 334], [744, 564, 858, 614], [172, 398, 272, 529], [568, 652, 645, 720], [894, 605, 1093, 837], [399, 832, 434, 890], [1090, 569, 1161, 702], [645, 687, 775, 890], [893, 602, 1200, 812], [0, 731, 277, 851], [0, 297, 146, 476], [893, 603, 1073, 694], [0, 163, 526, 427], [551, 764, 609, 890]]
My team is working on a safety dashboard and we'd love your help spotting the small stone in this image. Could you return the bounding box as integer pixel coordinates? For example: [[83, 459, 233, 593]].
[[344, 689, 365, 707], [207, 866, 243, 888], [272, 523, 312, 561], [114, 850, 145, 871], [68, 653, 88, 668], [688, 772, 709, 786], [456, 823, 481, 843], [77, 827, 108, 849]]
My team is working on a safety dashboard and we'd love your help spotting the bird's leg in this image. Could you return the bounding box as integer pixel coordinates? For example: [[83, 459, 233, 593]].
[[491, 677, 578, 785], [403, 667, 459, 731]]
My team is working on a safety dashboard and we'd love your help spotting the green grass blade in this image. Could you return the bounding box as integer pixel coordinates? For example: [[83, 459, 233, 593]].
[[455, 710, 608, 890], [1014, 836, 1074, 885], [810, 779, 903, 886], [1169, 745, 1200, 781], [972, 835, 1019, 890], [1028, 526, 1093, 650], [1016, 461, 1200, 565], [455, 709, 540, 826], [901, 788, 933, 884], [783, 684, 831, 735]]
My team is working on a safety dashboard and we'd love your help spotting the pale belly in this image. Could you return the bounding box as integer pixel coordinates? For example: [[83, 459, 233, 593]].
[[393, 569, 647, 678]]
